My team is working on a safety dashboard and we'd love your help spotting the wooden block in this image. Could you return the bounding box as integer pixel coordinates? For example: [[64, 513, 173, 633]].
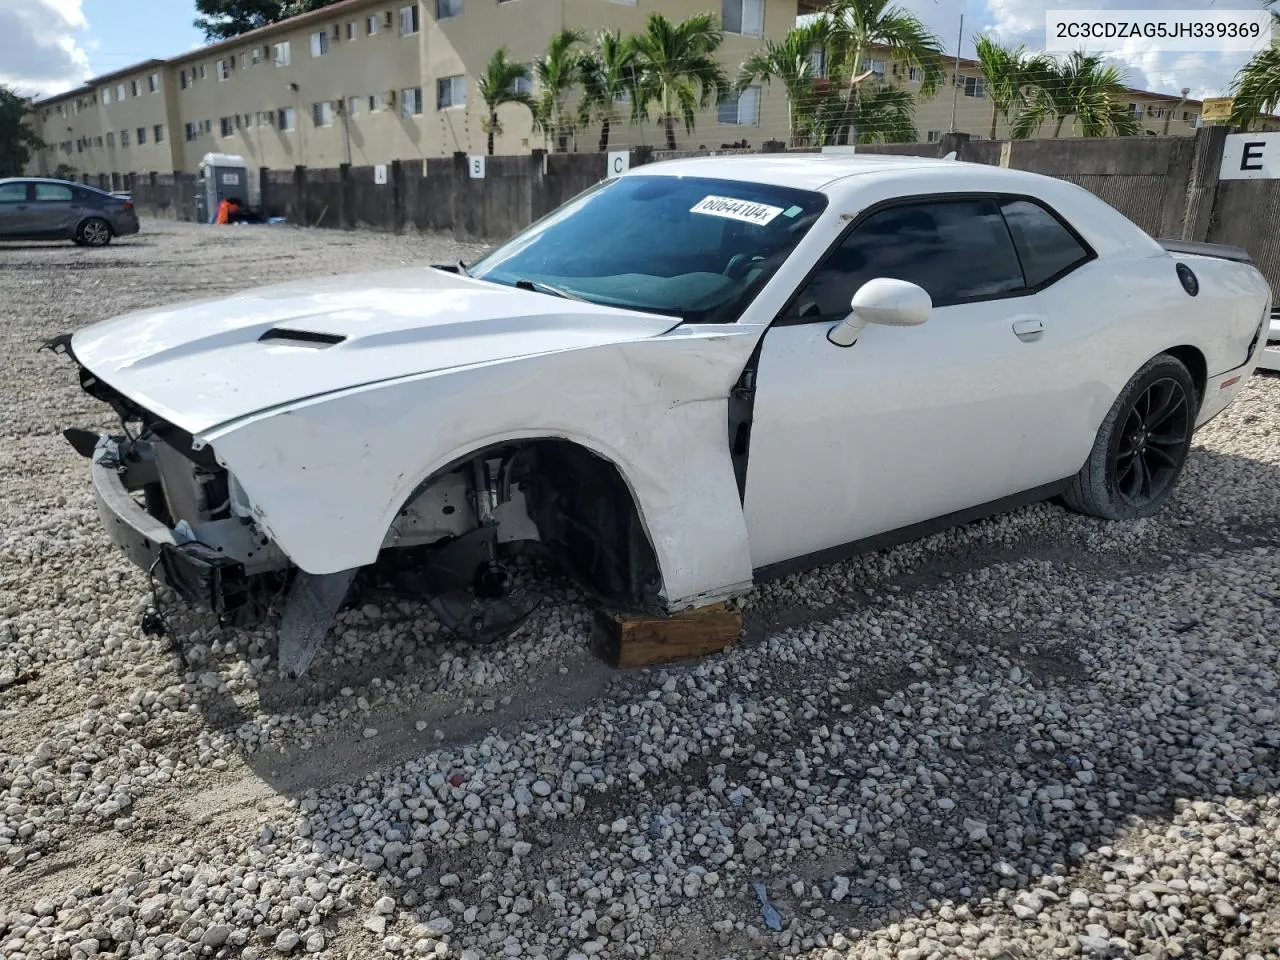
[[591, 603, 743, 669]]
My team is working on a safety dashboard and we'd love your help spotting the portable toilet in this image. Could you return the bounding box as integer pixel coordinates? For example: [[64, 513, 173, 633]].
[[197, 153, 249, 223]]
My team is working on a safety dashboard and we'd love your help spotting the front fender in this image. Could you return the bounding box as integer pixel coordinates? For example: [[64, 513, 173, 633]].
[[202, 332, 760, 609]]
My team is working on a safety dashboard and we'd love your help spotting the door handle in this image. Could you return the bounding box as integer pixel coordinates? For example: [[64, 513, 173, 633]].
[[1011, 317, 1045, 342]]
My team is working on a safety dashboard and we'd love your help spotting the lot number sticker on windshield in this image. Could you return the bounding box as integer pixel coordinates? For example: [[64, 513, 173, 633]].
[[690, 195, 784, 226]]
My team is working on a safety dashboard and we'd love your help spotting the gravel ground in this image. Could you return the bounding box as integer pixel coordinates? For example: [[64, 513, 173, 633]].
[[2, 219, 1279, 960]]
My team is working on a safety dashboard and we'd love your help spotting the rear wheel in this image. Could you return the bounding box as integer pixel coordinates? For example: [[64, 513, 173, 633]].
[[77, 217, 112, 247], [1063, 354, 1196, 520]]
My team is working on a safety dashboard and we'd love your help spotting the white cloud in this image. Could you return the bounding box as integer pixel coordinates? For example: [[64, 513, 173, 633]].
[[0, 0, 92, 97], [979, 0, 1262, 96]]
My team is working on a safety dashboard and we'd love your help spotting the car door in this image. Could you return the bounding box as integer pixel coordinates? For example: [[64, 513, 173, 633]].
[[31, 182, 80, 238], [0, 181, 33, 237], [742, 194, 1097, 571]]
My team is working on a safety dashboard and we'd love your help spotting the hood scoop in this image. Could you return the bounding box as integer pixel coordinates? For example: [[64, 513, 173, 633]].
[[259, 328, 346, 347]]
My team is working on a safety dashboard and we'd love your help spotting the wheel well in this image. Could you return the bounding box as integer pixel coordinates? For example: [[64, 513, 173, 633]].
[[398, 439, 664, 609], [1164, 345, 1206, 404]]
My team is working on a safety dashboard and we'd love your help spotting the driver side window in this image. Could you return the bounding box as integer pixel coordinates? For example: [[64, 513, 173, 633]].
[[785, 198, 1025, 320]]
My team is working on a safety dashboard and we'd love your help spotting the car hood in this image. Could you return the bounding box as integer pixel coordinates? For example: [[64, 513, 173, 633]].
[[71, 266, 680, 435]]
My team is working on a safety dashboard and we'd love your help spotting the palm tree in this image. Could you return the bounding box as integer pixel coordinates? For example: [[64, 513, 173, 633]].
[[477, 47, 536, 156], [973, 35, 1053, 140], [818, 0, 943, 144], [578, 30, 642, 152], [735, 20, 831, 146], [633, 12, 730, 151], [1230, 44, 1280, 130], [1017, 52, 1141, 138], [533, 28, 586, 153]]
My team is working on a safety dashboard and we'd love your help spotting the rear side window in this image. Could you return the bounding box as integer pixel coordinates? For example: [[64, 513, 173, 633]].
[[0, 182, 28, 202], [1000, 199, 1091, 287], [34, 183, 74, 202]]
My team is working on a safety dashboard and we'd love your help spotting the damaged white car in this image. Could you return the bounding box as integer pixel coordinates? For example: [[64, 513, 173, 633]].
[[50, 155, 1272, 676]]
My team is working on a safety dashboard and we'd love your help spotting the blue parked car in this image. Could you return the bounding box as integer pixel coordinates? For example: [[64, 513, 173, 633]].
[[0, 177, 140, 247]]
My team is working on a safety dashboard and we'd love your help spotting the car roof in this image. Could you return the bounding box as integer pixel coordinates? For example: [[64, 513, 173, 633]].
[[621, 153, 960, 192]]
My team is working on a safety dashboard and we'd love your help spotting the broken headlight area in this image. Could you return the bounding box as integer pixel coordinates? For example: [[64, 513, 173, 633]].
[[80, 429, 293, 628]]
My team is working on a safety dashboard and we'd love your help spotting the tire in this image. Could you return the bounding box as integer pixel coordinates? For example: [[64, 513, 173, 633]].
[[1063, 354, 1196, 521], [76, 218, 112, 247]]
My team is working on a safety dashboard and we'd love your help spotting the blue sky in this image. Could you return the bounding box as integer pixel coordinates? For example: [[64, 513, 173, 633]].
[[80, 0, 204, 75], [0, 0, 1266, 102]]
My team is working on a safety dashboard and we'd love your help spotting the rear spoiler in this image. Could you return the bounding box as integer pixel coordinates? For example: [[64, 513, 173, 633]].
[[1156, 238, 1253, 264]]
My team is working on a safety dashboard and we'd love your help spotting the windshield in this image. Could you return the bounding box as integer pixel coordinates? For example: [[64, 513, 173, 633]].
[[467, 175, 828, 323]]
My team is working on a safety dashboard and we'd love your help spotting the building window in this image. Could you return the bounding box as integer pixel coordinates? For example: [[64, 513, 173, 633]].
[[251, 47, 262, 65], [217, 58, 232, 80], [810, 48, 826, 78], [219, 116, 233, 137], [435, 76, 464, 109], [199, 64, 208, 79], [313, 101, 334, 126], [721, 0, 763, 36], [346, 21, 358, 39], [959, 75, 985, 98], [366, 14, 379, 34], [346, 95, 362, 116], [106, 132, 115, 148], [403, 86, 425, 114], [926, 129, 941, 142], [278, 106, 297, 130], [1150, 106, 1164, 119], [909, 66, 924, 82], [369, 92, 385, 111], [512, 71, 533, 95], [103, 87, 112, 105], [136, 126, 147, 145], [310, 31, 329, 57], [274, 42, 292, 66], [400, 4, 420, 34], [130, 79, 140, 96], [120, 129, 130, 147], [117, 82, 126, 100], [717, 85, 760, 124], [182, 123, 195, 141], [154, 124, 165, 143], [868, 58, 886, 76], [437, 0, 460, 17], [149, 73, 159, 92], [95, 136, 103, 148]]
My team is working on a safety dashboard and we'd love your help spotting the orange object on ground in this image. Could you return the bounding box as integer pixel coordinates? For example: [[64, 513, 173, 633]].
[[215, 198, 242, 224]]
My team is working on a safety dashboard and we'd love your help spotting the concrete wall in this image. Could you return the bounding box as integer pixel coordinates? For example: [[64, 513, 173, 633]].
[[127, 128, 1280, 303], [994, 136, 1196, 240]]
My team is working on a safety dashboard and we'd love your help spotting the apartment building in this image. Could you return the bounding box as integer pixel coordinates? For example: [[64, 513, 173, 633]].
[[35, 60, 182, 186], [27, 0, 1268, 186], [29, 0, 795, 182]]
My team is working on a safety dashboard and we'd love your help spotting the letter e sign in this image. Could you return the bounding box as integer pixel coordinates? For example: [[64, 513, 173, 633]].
[[469, 156, 485, 179], [1220, 132, 1280, 180]]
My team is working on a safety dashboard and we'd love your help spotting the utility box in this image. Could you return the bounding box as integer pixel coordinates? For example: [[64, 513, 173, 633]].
[[197, 153, 250, 223]]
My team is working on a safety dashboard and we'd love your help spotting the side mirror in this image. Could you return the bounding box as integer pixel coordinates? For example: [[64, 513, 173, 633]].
[[827, 278, 932, 347]]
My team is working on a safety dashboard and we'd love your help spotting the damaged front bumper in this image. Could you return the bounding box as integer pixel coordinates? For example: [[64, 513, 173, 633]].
[[87, 433, 290, 626]]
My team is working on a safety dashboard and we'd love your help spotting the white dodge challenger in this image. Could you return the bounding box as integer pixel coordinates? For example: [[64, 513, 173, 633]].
[[51, 154, 1273, 675]]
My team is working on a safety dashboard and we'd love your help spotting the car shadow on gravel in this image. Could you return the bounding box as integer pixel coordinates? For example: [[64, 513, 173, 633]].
[[170, 445, 1279, 954]]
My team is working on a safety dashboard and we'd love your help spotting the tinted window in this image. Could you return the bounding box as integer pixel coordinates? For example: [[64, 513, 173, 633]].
[[0, 183, 28, 202], [34, 183, 74, 202], [469, 175, 828, 324], [1000, 199, 1091, 287], [787, 199, 1024, 319]]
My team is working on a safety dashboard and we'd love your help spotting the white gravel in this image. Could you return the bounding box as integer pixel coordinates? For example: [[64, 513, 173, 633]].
[[1, 220, 1279, 960]]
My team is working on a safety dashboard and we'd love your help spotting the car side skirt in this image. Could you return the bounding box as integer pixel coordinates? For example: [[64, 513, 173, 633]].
[[752, 478, 1073, 583]]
